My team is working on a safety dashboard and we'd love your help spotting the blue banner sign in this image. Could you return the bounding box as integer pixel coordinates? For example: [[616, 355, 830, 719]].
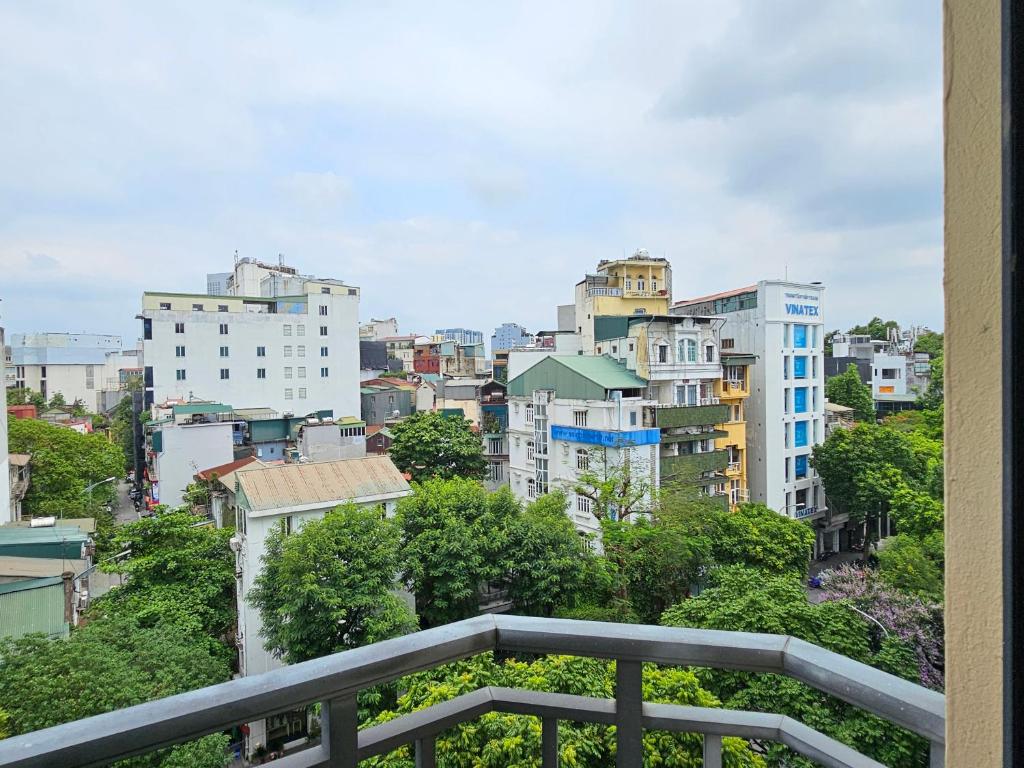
[[551, 424, 661, 447]]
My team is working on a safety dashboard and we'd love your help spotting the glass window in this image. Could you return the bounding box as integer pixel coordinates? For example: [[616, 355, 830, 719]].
[[257, 346, 266, 357], [794, 387, 808, 413], [679, 338, 697, 363], [794, 420, 808, 447], [795, 454, 808, 479], [174, 322, 184, 334], [793, 356, 807, 378], [705, 344, 715, 362], [175, 345, 185, 357], [784, 422, 791, 448], [298, 367, 306, 378], [526, 440, 535, 462], [283, 325, 292, 336], [783, 356, 790, 379], [298, 388, 307, 399], [320, 367, 329, 377], [320, 326, 328, 336], [576, 449, 589, 470], [218, 305, 229, 313], [284, 346, 293, 357], [297, 345, 305, 357], [176, 369, 186, 381], [527, 478, 536, 499], [160, 302, 171, 310], [525, 403, 534, 424], [220, 368, 229, 380], [793, 324, 808, 348], [284, 367, 293, 379], [219, 323, 228, 335], [219, 346, 229, 357], [192, 303, 204, 311], [257, 368, 266, 379], [573, 410, 587, 427], [658, 345, 668, 363], [284, 388, 293, 400]]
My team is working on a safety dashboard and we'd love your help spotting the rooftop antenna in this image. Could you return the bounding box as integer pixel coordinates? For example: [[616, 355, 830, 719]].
[[234, 249, 239, 265]]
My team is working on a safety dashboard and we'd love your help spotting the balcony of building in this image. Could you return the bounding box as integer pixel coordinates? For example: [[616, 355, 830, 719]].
[[660, 448, 729, 480], [0, 614, 944, 768], [643, 402, 730, 429]]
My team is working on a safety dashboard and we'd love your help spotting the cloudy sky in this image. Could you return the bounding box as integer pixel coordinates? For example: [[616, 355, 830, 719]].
[[0, 2, 942, 346]]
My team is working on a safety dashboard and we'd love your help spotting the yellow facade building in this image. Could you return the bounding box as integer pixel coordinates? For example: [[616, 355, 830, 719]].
[[715, 354, 754, 508]]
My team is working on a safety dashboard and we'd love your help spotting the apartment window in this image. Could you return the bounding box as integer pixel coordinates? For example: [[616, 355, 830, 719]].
[[527, 478, 536, 499], [320, 346, 329, 357], [794, 420, 809, 448], [576, 449, 590, 471], [320, 367, 329, 377], [488, 462, 504, 483], [257, 368, 266, 379], [298, 388, 307, 399], [722, 338, 735, 349], [298, 366, 306, 379], [297, 324, 305, 337], [629, 411, 637, 426], [784, 324, 792, 347], [811, 326, 819, 349], [793, 355, 807, 378], [783, 356, 790, 379], [297, 345, 305, 357], [628, 342, 634, 352], [220, 368, 230, 380], [812, 355, 819, 378], [159, 302, 171, 310], [526, 440, 535, 462], [573, 410, 587, 427], [525, 403, 534, 425], [175, 345, 185, 357], [812, 386, 819, 411], [732, 404, 742, 422], [652, 278, 658, 292], [658, 344, 668, 363], [637, 277, 645, 291], [284, 346, 293, 357], [174, 322, 185, 334], [219, 323, 228, 335], [784, 421, 792, 449], [192, 303, 204, 311], [882, 368, 900, 379], [321, 286, 331, 294], [625, 278, 633, 290], [219, 346, 229, 357], [143, 318, 153, 340], [284, 367, 293, 379], [388, 394, 395, 406], [793, 324, 808, 349], [784, 457, 791, 482], [176, 369, 186, 381], [285, 388, 293, 400], [577, 495, 592, 515], [218, 305, 229, 312], [257, 346, 266, 357], [488, 437, 503, 455], [319, 305, 328, 316], [783, 388, 791, 414], [795, 454, 809, 479], [536, 458, 549, 494], [705, 344, 715, 363], [320, 326, 328, 336], [678, 339, 696, 363], [794, 387, 808, 414], [284, 325, 293, 336]]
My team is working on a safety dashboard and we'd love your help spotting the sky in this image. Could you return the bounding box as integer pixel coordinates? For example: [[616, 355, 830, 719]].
[[0, 2, 943, 346]]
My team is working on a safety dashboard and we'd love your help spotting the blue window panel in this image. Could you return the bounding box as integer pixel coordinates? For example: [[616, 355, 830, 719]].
[[794, 420, 808, 447], [794, 454, 808, 478], [550, 424, 660, 447], [793, 324, 808, 348], [793, 355, 807, 378], [793, 387, 808, 413]]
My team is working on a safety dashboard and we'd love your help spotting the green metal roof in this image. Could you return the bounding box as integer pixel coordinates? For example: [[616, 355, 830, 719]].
[[508, 355, 647, 401], [172, 403, 233, 416], [0, 527, 89, 559], [546, 355, 647, 389], [0, 575, 64, 595], [0, 577, 68, 640]]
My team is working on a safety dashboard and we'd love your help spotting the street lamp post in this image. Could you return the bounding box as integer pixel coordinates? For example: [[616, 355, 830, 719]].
[[80, 476, 117, 519]]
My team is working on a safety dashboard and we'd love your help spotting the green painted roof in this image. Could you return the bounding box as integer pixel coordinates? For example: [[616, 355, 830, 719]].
[[507, 355, 648, 401], [544, 355, 647, 389], [0, 575, 64, 595], [0, 577, 68, 640], [172, 403, 233, 416]]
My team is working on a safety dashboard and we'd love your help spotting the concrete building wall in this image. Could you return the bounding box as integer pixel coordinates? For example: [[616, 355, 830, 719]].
[[142, 283, 360, 419], [153, 423, 234, 509]]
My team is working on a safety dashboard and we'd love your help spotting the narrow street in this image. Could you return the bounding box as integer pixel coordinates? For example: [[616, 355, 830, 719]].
[[112, 479, 138, 526]]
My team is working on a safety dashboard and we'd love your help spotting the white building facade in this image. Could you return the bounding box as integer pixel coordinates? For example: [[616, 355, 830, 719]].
[[140, 280, 360, 418], [147, 418, 236, 509], [9, 333, 125, 409], [675, 281, 833, 552], [0, 327, 10, 524]]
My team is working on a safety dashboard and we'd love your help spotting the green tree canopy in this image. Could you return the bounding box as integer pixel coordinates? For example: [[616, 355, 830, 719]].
[[825, 363, 875, 422], [913, 330, 944, 358], [363, 653, 763, 768], [95, 511, 236, 638], [701, 502, 815, 577], [7, 416, 124, 517], [662, 567, 929, 767], [848, 317, 900, 340], [0, 616, 231, 768], [249, 504, 416, 664], [6, 387, 46, 408], [877, 535, 944, 603], [387, 411, 486, 482]]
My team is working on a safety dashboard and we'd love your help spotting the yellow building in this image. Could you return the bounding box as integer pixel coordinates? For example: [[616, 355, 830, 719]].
[[715, 354, 753, 509], [574, 250, 673, 352]]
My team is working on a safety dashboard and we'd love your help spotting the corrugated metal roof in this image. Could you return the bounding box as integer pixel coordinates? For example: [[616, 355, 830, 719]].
[[546, 355, 647, 389], [236, 456, 411, 513], [674, 284, 758, 306], [0, 556, 87, 579], [0, 577, 68, 640], [172, 403, 233, 416], [196, 455, 263, 482]]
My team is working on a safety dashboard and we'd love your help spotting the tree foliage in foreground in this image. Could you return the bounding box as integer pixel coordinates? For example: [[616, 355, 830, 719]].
[[7, 415, 124, 517], [362, 653, 763, 768], [250, 504, 417, 664], [398, 480, 588, 627], [0, 617, 231, 768], [387, 411, 486, 482], [662, 567, 930, 768]]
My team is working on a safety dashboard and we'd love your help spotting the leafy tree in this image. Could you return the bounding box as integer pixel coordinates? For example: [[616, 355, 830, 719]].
[[877, 535, 944, 603], [250, 504, 416, 664], [96, 511, 236, 638], [848, 317, 900, 341], [918, 354, 944, 410], [913, 330, 944, 358], [398, 480, 588, 627], [388, 411, 486, 482], [0, 616, 231, 768], [700, 502, 815, 577], [885, 406, 944, 441], [570, 446, 652, 520], [662, 567, 930, 767], [7, 416, 124, 517], [889, 484, 944, 540], [6, 387, 46, 408], [110, 393, 140, 469], [47, 391, 67, 409], [825, 363, 875, 422], [363, 653, 763, 767]]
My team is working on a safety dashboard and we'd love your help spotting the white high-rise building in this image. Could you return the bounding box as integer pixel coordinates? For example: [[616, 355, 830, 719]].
[[674, 280, 835, 553], [141, 278, 360, 419], [0, 327, 11, 525], [8, 333, 126, 410]]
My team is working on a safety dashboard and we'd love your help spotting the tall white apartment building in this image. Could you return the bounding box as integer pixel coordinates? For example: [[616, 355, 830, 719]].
[[507, 355, 660, 538], [0, 327, 11, 524], [8, 333, 125, 409], [675, 281, 834, 553], [140, 279, 360, 418]]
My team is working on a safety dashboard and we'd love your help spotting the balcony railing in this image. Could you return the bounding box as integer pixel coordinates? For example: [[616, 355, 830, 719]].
[[645, 403, 730, 429], [0, 615, 945, 768]]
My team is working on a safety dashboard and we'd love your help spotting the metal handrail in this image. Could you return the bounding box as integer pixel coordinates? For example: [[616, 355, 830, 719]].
[[0, 614, 945, 768]]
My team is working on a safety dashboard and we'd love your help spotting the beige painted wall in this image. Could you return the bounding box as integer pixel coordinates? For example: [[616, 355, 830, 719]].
[[944, 0, 1003, 763]]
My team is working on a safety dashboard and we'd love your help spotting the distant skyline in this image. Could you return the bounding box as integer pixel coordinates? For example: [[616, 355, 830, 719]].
[[0, 3, 943, 342]]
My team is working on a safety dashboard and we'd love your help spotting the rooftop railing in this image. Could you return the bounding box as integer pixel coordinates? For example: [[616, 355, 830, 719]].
[[0, 614, 945, 768]]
